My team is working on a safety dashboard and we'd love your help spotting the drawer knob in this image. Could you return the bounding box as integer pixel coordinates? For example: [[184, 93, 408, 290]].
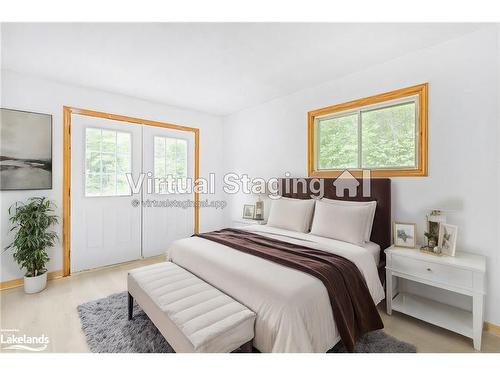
[[427, 268, 432, 272]]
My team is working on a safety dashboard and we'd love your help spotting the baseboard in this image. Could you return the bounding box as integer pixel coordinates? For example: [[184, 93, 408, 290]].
[[484, 321, 500, 337], [0, 255, 166, 291], [0, 270, 63, 291]]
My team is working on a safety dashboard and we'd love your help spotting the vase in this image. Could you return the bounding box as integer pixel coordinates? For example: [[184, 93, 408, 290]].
[[24, 271, 48, 294]]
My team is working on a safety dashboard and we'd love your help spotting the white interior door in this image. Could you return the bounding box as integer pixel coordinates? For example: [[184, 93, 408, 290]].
[[142, 125, 195, 257], [71, 115, 142, 272]]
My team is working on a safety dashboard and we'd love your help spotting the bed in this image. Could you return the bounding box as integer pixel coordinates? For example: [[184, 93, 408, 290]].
[[167, 178, 391, 353]]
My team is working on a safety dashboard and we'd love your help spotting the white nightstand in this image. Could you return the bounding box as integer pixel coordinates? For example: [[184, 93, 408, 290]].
[[385, 245, 486, 350], [232, 218, 267, 227]]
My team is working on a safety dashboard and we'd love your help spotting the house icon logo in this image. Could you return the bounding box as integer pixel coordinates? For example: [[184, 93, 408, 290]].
[[332, 170, 371, 197]]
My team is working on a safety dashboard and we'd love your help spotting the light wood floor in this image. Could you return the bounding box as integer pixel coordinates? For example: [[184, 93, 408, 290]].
[[1, 256, 499, 353]]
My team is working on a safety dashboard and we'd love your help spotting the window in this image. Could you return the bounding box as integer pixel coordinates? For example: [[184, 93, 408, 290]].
[[308, 83, 428, 177], [154, 136, 188, 194], [85, 128, 131, 196]]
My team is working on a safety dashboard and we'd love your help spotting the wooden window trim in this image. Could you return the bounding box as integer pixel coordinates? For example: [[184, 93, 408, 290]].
[[307, 83, 428, 178]]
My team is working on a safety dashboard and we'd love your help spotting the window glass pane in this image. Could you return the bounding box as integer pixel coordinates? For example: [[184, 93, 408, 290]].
[[318, 114, 358, 169], [175, 140, 187, 178], [86, 151, 101, 174], [85, 173, 101, 196], [361, 102, 416, 168], [101, 174, 116, 195], [117, 132, 131, 154], [101, 130, 116, 153], [86, 128, 101, 151]]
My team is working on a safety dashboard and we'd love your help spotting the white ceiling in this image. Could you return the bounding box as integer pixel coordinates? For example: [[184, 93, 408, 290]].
[[1, 23, 485, 115]]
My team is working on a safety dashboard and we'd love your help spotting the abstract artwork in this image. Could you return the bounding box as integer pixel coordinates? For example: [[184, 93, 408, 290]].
[[0, 108, 52, 190]]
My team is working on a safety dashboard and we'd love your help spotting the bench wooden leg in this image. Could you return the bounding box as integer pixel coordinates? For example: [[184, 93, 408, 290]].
[[128, 292, 134, 320], [239, 340, 253, 353]]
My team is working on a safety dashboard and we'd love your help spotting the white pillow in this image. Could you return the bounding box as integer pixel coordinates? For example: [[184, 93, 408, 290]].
[[310, 200, 372, 245], [267, 197, 316, 233], [321, 198, 377, 242]]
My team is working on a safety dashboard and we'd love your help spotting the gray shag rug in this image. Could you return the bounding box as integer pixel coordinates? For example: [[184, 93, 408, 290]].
[[77, 292, 416, 353]]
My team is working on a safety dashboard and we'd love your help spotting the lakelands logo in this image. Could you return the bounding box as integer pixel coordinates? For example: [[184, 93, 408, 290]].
[[0, 329, 49, 352]]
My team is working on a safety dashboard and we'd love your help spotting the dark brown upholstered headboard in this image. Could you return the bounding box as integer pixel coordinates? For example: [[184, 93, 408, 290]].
[[279, 178, 391, 266]]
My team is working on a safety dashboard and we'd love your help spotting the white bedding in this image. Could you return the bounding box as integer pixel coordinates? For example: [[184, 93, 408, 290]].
[[362, 241, 381, 265], [166, 225, 385, 353]]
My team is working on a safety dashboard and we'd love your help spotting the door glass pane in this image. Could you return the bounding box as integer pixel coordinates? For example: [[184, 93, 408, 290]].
[[101, 130, 116, 153], [101, 174, 116, 196], [86, 128, 101, 151], [154, 156, 165, 177], [175, 140, 187, 178], [154, 136, 166, 178], [86, 151, 101, 174], [85, 173, 101, 196], [154, 136, 188, 194], [165, 138, 176, 176], [101, 153, 116, 174], [117, 132, 131, 154], [154, 136, 165, 158], [117, 154, 130, 173], [318, 113, 358, 169], [361, 102, 416, 168]]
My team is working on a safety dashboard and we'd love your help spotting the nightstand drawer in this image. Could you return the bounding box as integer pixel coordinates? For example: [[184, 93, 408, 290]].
[[392, 255, 473, 289]]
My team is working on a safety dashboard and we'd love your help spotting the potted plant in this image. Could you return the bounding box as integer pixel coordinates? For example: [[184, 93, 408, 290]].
[[5, 197, 59, 294]]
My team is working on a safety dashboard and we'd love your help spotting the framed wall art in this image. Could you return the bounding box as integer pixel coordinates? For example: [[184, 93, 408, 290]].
[[0, 108, 52, 190]]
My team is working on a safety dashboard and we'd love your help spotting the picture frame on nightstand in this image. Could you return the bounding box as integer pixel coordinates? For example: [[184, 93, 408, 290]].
[[242, 204, 256, 219], [438, 223, 458, 257], [393, 222, 416, 248]]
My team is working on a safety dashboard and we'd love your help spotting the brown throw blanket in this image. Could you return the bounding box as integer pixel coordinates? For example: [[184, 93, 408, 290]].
[[195, 228, 383, 352]]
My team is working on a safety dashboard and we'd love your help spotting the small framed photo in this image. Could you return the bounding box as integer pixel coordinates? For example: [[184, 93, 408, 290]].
[[394, 222, 416, 248], [438, 223, 458, 256], [242, 204, 255, 219]]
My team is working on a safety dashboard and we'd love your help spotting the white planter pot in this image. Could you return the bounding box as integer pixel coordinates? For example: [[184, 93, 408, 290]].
[[24, 272, 47, 294]]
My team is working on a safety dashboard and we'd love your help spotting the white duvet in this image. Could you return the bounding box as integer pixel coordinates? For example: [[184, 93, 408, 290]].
[[166, 225, 385, 353]]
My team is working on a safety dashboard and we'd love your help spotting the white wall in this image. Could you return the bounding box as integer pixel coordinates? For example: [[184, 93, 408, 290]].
[[0, 69, 226, 282], [223, 27, 500, 324]]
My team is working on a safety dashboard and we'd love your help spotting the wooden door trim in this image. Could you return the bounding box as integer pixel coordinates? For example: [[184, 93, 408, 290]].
[[63, 106, 200, 277]]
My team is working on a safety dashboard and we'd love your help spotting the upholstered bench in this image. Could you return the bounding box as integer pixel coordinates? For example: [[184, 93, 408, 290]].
[[127, 262, 256, 353]]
